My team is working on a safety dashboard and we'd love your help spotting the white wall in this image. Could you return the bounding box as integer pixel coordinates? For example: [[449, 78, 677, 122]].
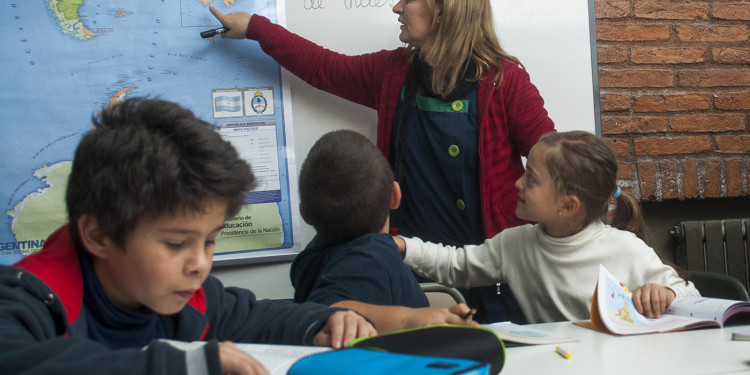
[[213, 261, 294, 299]]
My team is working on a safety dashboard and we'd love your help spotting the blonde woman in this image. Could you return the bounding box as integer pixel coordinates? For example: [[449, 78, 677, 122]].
[[211, 0, 555, 323]]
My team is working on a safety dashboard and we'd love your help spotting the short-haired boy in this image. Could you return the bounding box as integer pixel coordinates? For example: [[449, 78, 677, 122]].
[[291, 130, 475, 332], [0, 98, 374, 375]]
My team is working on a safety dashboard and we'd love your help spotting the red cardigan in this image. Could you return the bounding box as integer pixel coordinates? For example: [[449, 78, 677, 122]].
[[248, 15, 555, 237]]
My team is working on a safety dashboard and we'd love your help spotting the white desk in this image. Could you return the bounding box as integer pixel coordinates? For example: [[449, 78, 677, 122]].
[[501, 322, 750, 375]]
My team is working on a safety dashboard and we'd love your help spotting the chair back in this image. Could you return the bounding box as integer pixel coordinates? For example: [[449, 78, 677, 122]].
[[420, 282, 466, 307], [688, 271, 750, 301]]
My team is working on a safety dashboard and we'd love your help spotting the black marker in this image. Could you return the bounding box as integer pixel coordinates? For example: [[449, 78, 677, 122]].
[[460, 308, 477, 320], [200, 27, 228, 39]]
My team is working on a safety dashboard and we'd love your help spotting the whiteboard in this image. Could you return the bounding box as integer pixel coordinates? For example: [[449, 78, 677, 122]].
[[282, 0, 600, 249]]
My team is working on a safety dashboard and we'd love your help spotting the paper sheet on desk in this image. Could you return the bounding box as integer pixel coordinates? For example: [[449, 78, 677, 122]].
[[235, 343, 331, 374], [482, 321, 577, 346], [161, 340, 330, 375]]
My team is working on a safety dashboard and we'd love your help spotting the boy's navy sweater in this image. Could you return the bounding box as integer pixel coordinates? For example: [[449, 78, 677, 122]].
[[291, 232, 429, 308]]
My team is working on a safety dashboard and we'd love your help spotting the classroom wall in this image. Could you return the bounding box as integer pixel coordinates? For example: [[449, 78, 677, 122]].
[[213, 261, 294, 300], [595, 0, 750, 201], [594, 0, 750, 267]]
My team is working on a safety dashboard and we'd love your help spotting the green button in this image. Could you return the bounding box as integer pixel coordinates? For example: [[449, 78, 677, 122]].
[[456, 199, 466, 210], [448, 145, 460, 157], [451, 100, 464, 112]]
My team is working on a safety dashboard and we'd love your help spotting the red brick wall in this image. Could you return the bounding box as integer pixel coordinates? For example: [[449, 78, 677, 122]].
[[594, 0, 750, 201]]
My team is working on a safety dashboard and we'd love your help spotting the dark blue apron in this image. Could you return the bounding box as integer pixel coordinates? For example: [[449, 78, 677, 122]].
[[390, 86, 527, 324]]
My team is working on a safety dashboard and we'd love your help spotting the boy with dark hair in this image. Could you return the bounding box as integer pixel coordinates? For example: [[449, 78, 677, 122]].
[[297, 130, 396, 247], [291, 130, 474, 332], [0, 98, 374, 375]]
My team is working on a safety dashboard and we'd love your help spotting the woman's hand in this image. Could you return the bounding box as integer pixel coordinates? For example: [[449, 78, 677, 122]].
[[209, 5, 252, 40]]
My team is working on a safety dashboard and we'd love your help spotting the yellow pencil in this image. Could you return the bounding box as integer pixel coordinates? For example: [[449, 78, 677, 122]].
[[556, 346, 572, 359]]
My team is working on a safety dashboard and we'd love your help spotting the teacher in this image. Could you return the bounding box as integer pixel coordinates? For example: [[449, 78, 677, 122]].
[[210, 0, 555, 323]]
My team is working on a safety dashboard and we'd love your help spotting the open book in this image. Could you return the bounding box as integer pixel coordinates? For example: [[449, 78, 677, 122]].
[[588, 264, 750, 336], [482, 321, 577, 346]]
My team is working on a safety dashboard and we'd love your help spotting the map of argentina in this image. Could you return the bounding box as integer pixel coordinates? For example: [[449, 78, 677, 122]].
[[1, 0, 294, 265], [47, 0, 99, 40], [5, 163, 71, 259]]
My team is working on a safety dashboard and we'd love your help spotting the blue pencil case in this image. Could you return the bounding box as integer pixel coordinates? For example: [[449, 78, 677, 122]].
[[350, 324, 505, 375], [287, 347, 490, 375]]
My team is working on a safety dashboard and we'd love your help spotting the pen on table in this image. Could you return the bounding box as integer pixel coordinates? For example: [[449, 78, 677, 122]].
[[200, 27, 228, 39], [555, 346, 572, 359], [460, 308, 477, 320]]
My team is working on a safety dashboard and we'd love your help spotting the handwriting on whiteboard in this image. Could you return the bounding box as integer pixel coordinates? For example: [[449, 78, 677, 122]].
[[303, 0, 396, 11]]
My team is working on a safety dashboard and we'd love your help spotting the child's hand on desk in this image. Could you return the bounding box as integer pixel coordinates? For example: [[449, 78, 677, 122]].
[[218, 341, 270, 375], [404, 304, 481, 328], [313, 310, 377, 349], [632, 284, 676, 319]]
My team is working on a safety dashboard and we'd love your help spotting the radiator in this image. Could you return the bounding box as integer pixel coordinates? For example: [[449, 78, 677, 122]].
[[672, 218, 750, 293]]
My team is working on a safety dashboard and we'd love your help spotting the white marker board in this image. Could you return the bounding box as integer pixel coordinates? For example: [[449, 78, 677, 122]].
[[281, 0, 600, 249]]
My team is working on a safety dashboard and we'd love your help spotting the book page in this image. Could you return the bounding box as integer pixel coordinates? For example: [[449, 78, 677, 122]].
[[159, 340, 330, 375], [482, 322, 577, 346], [666, 296, 750, 324], [596, 265, 716, 335], [236, 343, 331, 375]]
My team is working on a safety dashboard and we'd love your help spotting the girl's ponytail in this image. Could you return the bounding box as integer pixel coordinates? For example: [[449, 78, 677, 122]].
[[608, 189, 648, 241], [608, 189, 689, 283]]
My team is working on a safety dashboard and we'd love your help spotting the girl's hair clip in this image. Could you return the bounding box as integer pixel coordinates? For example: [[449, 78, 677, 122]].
[[613, 186, 621, 199]]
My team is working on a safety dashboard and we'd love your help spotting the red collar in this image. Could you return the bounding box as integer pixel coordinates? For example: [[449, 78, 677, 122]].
[[14, 224, 208, 327], [14, 225, 84, 326]]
